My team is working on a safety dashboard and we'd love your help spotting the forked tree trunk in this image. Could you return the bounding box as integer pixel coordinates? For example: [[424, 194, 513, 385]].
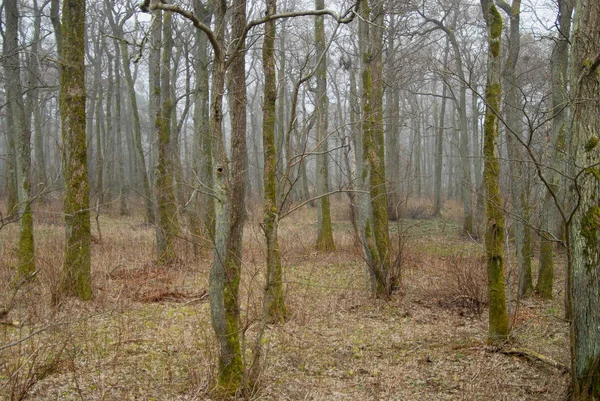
[[358, 0, 394, 297]]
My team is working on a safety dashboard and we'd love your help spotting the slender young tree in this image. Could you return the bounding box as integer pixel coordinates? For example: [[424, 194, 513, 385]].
[[568, 0, 600, 395], [481, 0, 509, 341], [60, 0, 92, 300]]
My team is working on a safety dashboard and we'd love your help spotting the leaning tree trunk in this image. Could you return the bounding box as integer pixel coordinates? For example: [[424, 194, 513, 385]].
[[481, 0, 509, 342], [568, 0, 600, 395], [262, 0, 286, 323], [3, 0, 35, 279], [314, 0, 335, 252], [60, 0, 91, 300]]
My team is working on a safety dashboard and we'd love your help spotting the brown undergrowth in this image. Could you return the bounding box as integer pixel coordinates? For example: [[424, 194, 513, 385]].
[[0, 199, 569, 400]]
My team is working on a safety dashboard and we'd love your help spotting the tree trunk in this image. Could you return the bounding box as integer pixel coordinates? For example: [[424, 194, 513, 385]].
[[385, 15, 401, 220], [208, 0, 246, 391], [568, 0, 600, 395], [498, 0, 533, 298], [192, 1, 214, 246], [481, 0, 509, 342], [3, 0, 36, 279], [155, 10, 179, 264], [261, 0, 286, 324], [314, 0, 335, 252], [60, 0, 91, 300], [112, 37, 128, 215], [359, 0, 395, 297], [434, 43, 450, 217], [537, 0, 573, 299]]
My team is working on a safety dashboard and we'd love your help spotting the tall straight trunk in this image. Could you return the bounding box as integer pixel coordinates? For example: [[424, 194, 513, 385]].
[[95, 87, 105, 205], [537, 0, 573, 299], [192, 1, 214, 243], [359, 0, 394, 297], [109, 13, 154, 223], [481, 0, 509, 342], [429, 12, 474, 233], [155, 10, 179, 264], [26, 0, 47, 190], [434, 43, 450, 217], [498, 0, 533, 298], [3, 0, 35, 279], [112, 38, 128, 215], [568, 0, 600, 395], [60, 0, 91, 300], [472, 83, 485, 227], [277, 20, 288, 200], [411, 101, 422, 199], [385, 15, 401, 220], [262, 0, 286, 323], [314, 0, 335, 252], [4, 107, 18, 214]]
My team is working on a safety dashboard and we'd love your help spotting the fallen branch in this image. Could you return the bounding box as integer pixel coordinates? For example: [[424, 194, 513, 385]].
[[500, 347, 568, 372]]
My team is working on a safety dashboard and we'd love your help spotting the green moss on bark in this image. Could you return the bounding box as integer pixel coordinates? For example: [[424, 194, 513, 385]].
[[60, 0, 92, 301]]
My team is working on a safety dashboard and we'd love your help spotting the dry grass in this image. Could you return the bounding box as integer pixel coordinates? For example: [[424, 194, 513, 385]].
[[0, 199, 569, 400]]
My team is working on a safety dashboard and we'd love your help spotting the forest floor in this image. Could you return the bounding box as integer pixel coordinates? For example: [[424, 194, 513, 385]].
[[0, 198, 569, 400]]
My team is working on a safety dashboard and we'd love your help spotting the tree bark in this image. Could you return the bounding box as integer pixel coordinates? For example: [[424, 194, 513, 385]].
[[498, 0, 533, 298], [358, 0, 395, 297], [568, 0, 600, 395], [314, 0, 335, 252], [481, 0, 509, 342], [155, 10, 180, 264], [3, 0, 36, 279], [60, 0, 91, 300], [537, 0, 573, 299]]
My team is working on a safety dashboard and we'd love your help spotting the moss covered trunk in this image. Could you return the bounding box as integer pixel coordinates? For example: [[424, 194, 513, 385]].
[[358, 0, 394, 298], [2, 0, 35, 279], [569, 0, 600, 395], [498, 0, 533, 298], [481, 0, 509, 342], [207, 0, 246, 391], [314, 0, 335, 252], [60, 0, 91, 300], [262, 0, 286, 323], [154, 10, 179, 264], [537, 0, 573, 300]]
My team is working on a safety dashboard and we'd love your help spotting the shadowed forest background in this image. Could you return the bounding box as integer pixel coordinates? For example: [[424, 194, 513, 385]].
[[1, 0, 599, 399]]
